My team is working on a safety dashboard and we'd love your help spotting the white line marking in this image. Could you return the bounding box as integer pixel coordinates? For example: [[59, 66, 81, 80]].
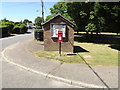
[[1, 46, 106, 88]]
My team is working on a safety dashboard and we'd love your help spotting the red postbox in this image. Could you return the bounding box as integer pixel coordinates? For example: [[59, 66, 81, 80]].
[[58, 31, 63, 42]]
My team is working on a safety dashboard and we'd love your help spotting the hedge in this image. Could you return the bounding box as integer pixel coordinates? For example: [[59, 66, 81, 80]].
[[12, 24, 28, 34], [20, 24, 28, 33], [0, 20, 28, 37], [0, 27, 9, 37], [0, 21, 14, 37], [36, 25, 41, 29]]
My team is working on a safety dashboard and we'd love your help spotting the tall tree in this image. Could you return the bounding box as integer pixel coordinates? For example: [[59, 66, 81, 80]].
[[67, 2, 94, 33], [94, 2, 120, 34], [45, 15, 54, 21], [47, 2, 120, 34], [34, 16, 42, 26], [49, 2, 73, 21]]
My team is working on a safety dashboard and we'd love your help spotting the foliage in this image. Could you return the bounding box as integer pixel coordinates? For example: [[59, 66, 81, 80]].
[[50, 2, 67, 15], [34, 16, 42, 27], [47, 2, 120, 34], [85, 23, 97, 33], [23, 19, 29, 25], [49, 2, 73, 21], [13, 24, 28, 34], [13, 25, 20, 34], [36, 25, 41, 29], [0, 20, 14, 37], [0, 19, 28, 37], [45, 15, 54, 21], [19, 24, 28, 33]]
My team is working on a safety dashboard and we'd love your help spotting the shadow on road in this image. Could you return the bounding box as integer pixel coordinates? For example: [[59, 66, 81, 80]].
[[0, 31, 32, 39], [0, 34, 15, 39], [77, 53, 111, 89]]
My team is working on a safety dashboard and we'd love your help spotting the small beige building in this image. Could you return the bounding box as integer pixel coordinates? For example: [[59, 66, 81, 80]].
[[42, 14, 75, 52]]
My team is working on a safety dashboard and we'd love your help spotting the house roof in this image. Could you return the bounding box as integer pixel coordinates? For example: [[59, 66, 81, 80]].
[[42, 14, 76, 27]]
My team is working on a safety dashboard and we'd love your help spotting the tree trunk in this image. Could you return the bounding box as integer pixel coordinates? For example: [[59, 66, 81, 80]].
[[86, 32, 89, 35], [117, 33, 118, 35], [96, 32, 98, 35], [91, 32, 93, 35], [77, 31, 79, 34]]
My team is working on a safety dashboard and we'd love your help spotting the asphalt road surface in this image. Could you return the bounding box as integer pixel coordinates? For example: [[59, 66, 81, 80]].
[[0, 31, 80, 88]]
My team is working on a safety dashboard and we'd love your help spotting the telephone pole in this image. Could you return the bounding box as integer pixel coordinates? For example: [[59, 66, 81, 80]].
[[41, 0, 44, 23]]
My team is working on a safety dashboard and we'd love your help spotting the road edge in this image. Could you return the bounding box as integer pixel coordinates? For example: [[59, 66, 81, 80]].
[[1, 43, 106, 88]]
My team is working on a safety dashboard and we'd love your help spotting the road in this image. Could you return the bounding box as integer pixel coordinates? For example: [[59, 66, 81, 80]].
[[0, 31, 80, 88]]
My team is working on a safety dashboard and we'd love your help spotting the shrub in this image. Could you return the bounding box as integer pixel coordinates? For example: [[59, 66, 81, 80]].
[[20, 24, 28, 33], [0, 26, 9, 37], [0, 21, 14, 37], [36, 25, 41, 29], [13, 24, 28, 34], [13, 25, 20, 34]]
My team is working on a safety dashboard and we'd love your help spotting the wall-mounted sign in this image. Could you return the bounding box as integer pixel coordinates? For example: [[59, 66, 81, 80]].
[[51, 24, 66, 38]]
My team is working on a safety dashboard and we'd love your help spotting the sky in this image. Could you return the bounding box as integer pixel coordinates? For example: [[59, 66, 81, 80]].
[[0, 1, 58, 23]]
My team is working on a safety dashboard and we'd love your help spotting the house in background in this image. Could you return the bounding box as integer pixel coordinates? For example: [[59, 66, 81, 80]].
[[27, 23, 36, 29]]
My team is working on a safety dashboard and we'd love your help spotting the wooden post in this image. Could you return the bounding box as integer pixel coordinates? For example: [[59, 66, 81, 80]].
[[59, 42, 61, 56]]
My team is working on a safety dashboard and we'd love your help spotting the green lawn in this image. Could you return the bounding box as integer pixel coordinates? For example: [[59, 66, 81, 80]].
[[74, 42, 118, 67]]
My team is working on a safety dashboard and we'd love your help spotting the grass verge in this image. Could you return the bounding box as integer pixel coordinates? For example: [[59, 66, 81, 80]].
[[74, 42, 118, 67], [30, 51, 84, 64], [30, 41, 118, 67]]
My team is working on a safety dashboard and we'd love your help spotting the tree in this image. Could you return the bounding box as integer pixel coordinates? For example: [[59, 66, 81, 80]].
[[2, 18, 9, 22], [34, 16, 42, 26], [67, 2, 94, 33], [49, 2, 73, 21], [47, 2, 119, 34], [23, 19, 29, 25], [29, 21, 32, 23], [94, 2, 120, 34], [85, 23, 97, 35], [50, 2, 67, 15], [45, 15, 54, 21], [107, 3, 120, 35]]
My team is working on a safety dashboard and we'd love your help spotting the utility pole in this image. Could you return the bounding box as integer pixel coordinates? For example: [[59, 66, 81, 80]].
[[41, 0, 44, 23]]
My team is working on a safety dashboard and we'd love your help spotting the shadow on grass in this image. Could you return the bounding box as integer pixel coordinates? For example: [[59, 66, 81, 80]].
[[74, 33, 120, 51], [109, 44, 120, 51], [74, 46, 89, 53], [67, 54, 77, 56]]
